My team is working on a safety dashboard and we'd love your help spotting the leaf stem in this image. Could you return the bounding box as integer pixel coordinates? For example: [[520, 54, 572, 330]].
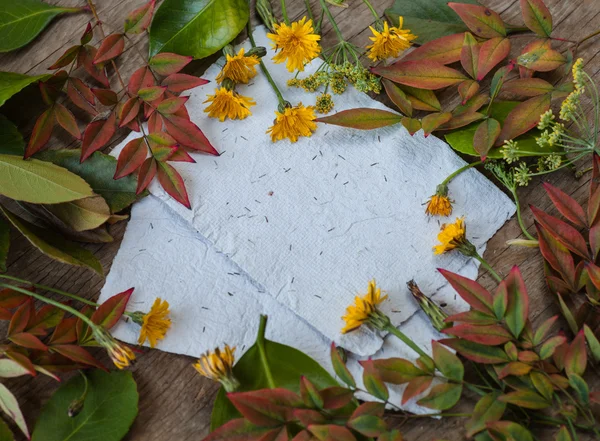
[[384, 323, 432, 362], [280, 0, 290, 25], [510, 188, 536, 241], [256, 315, 277, 389], [441, 161, 482, 186], [473, 253, 502, 282], [318, 0, 345, 43], [361, 0, 379, 21], [577, 28, 600, 48]]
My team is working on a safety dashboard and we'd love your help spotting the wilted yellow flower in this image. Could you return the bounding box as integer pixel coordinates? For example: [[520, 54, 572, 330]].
[[204, 88, 255, 122], [433, 217, 468, 255], [407, 280, 449, 332], [267, 103, 317, 142], [216, 48, 259, 84], [132, 298, 172, 348], [268, 17, 321, 72], [366, 17, 417, 62], [425, 184, 452, 217], [194, 345, 240, 392], [93, 327, 136, 369], [342, 279, 389, 333]]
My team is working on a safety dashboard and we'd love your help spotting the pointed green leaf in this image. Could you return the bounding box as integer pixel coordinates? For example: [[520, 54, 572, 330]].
[[417, 382, 462, 410], [316, 108, 402, 130]]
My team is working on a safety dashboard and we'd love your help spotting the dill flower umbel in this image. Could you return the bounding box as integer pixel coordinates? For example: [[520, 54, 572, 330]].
[[93, 327, 136, 369], [131, 298, 172, 348], [204, 87, 255, 121], [268, 17, 321, 72], [194, 344, 240, 392], [216, 48, 259, 84], [433, 217, 475, 256], [341, 279, 389, 333], [366, 17, 417, 62], [425, 184, 453, 217], [267, 103, 317, 142], [316, 93, 334, 114]]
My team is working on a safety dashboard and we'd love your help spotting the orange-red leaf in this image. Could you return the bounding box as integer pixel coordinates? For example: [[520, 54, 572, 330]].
[[157, 96, 189, 115], [441, 339, 509, 364], [81, 112, 117, 162], [543, 182, 586, 228], [138, 86, 167, 102], [460, 32, 479, 79], [536, 223, 576, 290], [502, 78, 554, 98], [504, 266, 529, 339], [402, 33, 464, 65], [448, 3, 506, 38], [565, 330, 587, 377], [0, 288, 28, 309], [66, 78, 98, 116], [372, 61, 467, 90], [91, 88, 118, 106], [115, 137, 147, 179], [169, 147, 195, 163], [49, 317, 77, 344], [477, 38, 511, 81], [80, 22, 93, 45], [157, 162, 190, 208], [382, 79, 412, 116], [54, 102, 80, 139], [473, 118, 501, 159], [149, 52, 193, 76], [443, 324, 513, 345], [458, 80, 480, 104], [24, 108, 54, 158], [9, 332, 48, 351], [137, 157, 157, 194], [94, 33, 125, 64], [91, 288, 134, 329], [118, 97, 141, 128], [531, 205, 589, 260], [161, 73, 209, 93], [421, 112, 452, 136], [437, 112, 484, 131], [497, 94, 550, 144], [497, 361, 532, 379], [402, 376, 433, 404], [78, 46, 109, 87], [316, 108, 402, 130], [162, 115, 218, 155], [8, 300, 33, 336], [124, 0, 156, 34], [47, 45, 80, 70], [439, 269, 494, 313], [517, 47, 566, 72], [129, 66, 155, 95], [51, 344, 107, 370], [520, 0, 552, 37], [401, 117, 421, 135]]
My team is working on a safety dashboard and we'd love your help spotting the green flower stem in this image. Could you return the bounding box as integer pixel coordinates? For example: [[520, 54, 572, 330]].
[[0, 274, 98, 307], [510, 188, 536, 241], [280, 0, 290, 25], [247, 21, 286, 107], [361, 0, 379, 21], [256, 315, 276, 388], [318, 0, 345, 43], [473, 253, 502, 282], [441, 161, 482, 187], [526, 152, 588, 178], [577, 28, 600, 48], [304, 0, 314, 22], [384, 323, 432, 362], [0, 283, 97, 329]]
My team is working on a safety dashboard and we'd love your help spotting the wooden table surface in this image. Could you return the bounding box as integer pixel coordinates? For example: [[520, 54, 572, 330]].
[[1, 0, 599, 439]]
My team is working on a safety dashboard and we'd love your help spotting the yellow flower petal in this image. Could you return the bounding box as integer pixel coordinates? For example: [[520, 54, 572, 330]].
[[138, 298, 172, 348], [267, 17, 321, 72], [366, 17, 417, 62], [216, 48, 259, 84], [433, 217, 467, 255], [267, 103, 317, 143], [341, 279, 388, 333], [204, 88, 255, 122]]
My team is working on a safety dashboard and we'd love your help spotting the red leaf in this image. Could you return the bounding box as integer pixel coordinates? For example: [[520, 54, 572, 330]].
[[497, 94, 551, 145], [440, 338, 510, 364], [360, 360, 389, 400], [161, 73, 209, 93], [382, 79, 412, 116], [421, 112, 452, 136], [129, 66, 155, 95], [24, 108, 54, 158], [319, 387, 354, 410], [50, 317, 77, 344], [589, 185, 600, 226], [51, 344, 107, 370], [91, 88, 118, 106], [458, 80, 480, 104], [502, 78, 554, 98], [157, 162, 191, 208], [54, 102, 80, 139], [80, 22, 93, 45], [367, 358, 422, 384], [350, 402, 385, 419], [94, 33, 125, 64], [445, 310, 498, 325], [460, 32, 479, 80], [294, 409, 326, 426], [543, 182, 586, 228], [203, 418, 274, 441], [477, 38, 511, 81], [0, 308, 11, 320], [91, 288, 134, 329], [162, 115, 217, 155], [78, 46, 109, 87], [27, 304, 64, 335], [10, 332, 48, 350], [439, 269, 494, 313], [118, 97, 141, 128], [47, 45, 80, 70], [473, 118, 501, 159], [138, 86, 167, 102], [124, 0, 156, 34], [227, 389, 300, 426], [81, 112, 117, 162], [531, 205, 589, 260], [443, 324, 513, 345], [401, 117, 421, 135], [536, 223, 576, 289], [520, 0, 552, 37], [157, 96, 189, 115], [565, 330, 587, 377], [448, 3, 506, 38], [309, 425, 357, 441], [517, 47, 566, 72], [371, 61, 467, 90], [6, 351, 36, 376], [401, 33, 464, 65], [504, 266, 530, 339], [66, 78, 98, 116], [400, 85, 441, 111], [0, 288, 28, 309], [115, 137, 147, 179], [402, 376, 433, 404], [149, 52, 193, 76], [136, 157, 157, 194], [40, 70, 67, 105], [437, 112, 485, 131], [316, 108, 402, 130], [169, 147, 196, 163], [8, 300, 33, 336]]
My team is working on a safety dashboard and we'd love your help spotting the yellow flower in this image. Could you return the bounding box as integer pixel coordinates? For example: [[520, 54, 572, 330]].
[[93, 327, 136, 369], [267, 103, 317, 142], [204, 88, 255, 122], [134, 298, 172, 348], [366, 17, 417, 62], [267, 17, 321, 72], [341, 279, 388, 334], [216, 48, 259, 84], [426, 194, 453, 217], [194, 344, 240, 392], [433, 217, 468, 255]]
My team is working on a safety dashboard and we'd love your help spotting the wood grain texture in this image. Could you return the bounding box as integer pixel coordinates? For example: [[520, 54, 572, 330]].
[[0, 0, 599, 440]]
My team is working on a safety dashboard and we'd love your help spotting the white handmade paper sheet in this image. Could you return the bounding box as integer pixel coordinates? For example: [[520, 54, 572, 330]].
[[111, 27, 515, 356]]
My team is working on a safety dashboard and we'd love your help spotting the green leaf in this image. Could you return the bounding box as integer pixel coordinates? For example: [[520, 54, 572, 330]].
[[0, 154, 94, 204], [316, 108, 402, 130], [0, 383, 28, 439], [520, 0, 552, 37], [149, 0, 249, 59], [0, 216, 8, 272], [0, 115, 24, 155], [0, 205, 103, 276], [584, 325, 600, 363], [44, 195, 112, 232], [445, 101, 550, 158], [210, 316, 340, 431], [465, 392, 506, 438], [385, 0, 481, 45], [37, 149, 140, 214], [417, 382, 462, 410], [0, 418, 14, 441], [0, 71, 50, 107], [432, 341, 464, 382], [0, 0, 82, 52], [555, 426, 572, 441], [32, 370, 138, 441], [498, 390, 551, 409], [568, 373, 589, 406]]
